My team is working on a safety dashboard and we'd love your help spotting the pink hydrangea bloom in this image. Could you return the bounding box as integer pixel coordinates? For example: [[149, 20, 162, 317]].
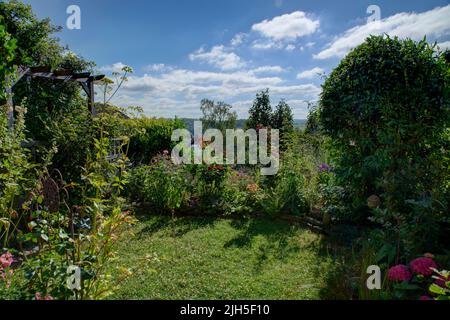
[[0, 252, 14, 269], [435, 275, 449, 289], [410, 258, 438, 277], [388, 264, 412, 282]]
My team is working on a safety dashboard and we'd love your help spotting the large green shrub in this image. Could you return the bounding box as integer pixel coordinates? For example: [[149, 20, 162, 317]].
[[125, 117, 185, 164], [127, 155, 190, 215], [319, 35, 449, 256]]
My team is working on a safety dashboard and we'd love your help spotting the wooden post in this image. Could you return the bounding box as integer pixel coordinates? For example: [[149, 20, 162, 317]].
[[5, 68, 29, 132], [89, 77, 95, 115]]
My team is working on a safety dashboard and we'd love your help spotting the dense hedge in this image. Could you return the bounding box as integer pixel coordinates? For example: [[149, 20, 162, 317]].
[[124, 117, 186, 164]]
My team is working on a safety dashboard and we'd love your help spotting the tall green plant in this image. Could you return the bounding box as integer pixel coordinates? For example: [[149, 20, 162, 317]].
[[319, 35, 449, 257]]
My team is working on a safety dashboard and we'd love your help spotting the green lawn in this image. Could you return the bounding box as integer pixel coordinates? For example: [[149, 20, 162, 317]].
[[112, 215, 340, 300]]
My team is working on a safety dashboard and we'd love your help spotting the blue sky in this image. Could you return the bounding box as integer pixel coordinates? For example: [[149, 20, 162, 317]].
[[21, 0, 450, 118]]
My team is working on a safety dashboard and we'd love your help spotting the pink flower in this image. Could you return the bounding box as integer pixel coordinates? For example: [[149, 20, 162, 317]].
[[35, 293, 54, 300], [419, 296, 433, 301], [435, 275, 449, 289], [388, 265, 412, 282], [162, 150, 169, 156], [410, 258, 438, 277], [1, 269, 14, 288], [0, 252, 14, 269]]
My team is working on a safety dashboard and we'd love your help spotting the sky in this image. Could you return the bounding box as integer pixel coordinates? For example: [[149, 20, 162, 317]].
[[20, 0, 450, 119]]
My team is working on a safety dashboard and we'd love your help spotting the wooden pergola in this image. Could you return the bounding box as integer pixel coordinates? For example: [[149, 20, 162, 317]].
[[6, 66, 105, 131]]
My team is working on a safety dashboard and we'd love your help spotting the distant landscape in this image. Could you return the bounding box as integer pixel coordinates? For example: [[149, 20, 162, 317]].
[[180, 118, 307, 133]]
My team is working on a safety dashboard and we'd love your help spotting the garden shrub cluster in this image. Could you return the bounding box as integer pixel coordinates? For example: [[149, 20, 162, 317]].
[[1, 1, 449, 301], [316, 35, 449, 299]]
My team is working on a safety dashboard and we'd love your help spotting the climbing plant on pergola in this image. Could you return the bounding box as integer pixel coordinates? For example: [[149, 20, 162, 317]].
[[6, 66, 104, 131]]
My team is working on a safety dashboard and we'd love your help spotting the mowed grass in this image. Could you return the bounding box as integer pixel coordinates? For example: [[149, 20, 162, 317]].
[[112, 215, 337, 300]]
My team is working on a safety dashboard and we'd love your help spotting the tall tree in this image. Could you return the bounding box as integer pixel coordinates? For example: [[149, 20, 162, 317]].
[[271, 99, 294, 149], [246, 89, 272, 129], [200, 99, 237, 133]]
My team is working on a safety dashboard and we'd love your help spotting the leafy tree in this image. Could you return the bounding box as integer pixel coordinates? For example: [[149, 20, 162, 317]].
[[319, 35, 449, 256], [0, 16, 16, 99], [304, 103, 322, 135], [0, 0, 94, 139], [0, 1, 95, 181], [200, 99, 237, 133], [271, 99, 294, 149], [246, 89, 272, 129]]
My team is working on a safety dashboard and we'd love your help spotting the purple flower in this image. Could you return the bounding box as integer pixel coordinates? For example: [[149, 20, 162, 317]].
[[318, 163, 331, 173]]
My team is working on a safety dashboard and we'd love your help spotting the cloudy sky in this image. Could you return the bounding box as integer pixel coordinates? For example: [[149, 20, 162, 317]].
[[23, 0, 450, 119]]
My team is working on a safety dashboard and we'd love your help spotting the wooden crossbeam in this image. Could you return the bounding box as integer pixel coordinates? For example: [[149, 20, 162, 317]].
[[6, 66, 105, 131]]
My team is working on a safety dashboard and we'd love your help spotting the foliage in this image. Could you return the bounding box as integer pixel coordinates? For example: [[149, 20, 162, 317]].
[[319, 35, 449, 259], [386, 255, 450, 300], [0, 15, 16, 99], [246, 89, 273, 129], [200, 99, 237, 133], [271, 99, 294, 150], [98, 65, 133, 105], [0, 0, 94, 143], [126, 117, 185, 165], [262, 147, 310, 217], [188, 163, 230, 215], [17, 128, 134, 300], [0, 105, 44, 247], [127, 154, 190, 215]]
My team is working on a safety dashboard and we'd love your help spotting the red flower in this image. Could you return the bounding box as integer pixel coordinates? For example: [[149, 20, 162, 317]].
[[419, 296, 433, 301], [410, 258, 437, 277], [388, 265, 412, 282]]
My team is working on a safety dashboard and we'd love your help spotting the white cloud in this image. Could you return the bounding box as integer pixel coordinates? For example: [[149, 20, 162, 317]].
[[98, 62, 128, 73], [143, 63, 171, 72], [285, 44, 296, 51], [297, 67, 325, 79], [189, 45, 246, 70], [250, 66, 286, 74], [252, 11, 320, 41], [231, 33, 247, 46], [251, 39, 284, 50], [315, 5, 450, 60], [437, 40, 450, 50], [108, 67, 321, 118], [285, 100, 312, 119]]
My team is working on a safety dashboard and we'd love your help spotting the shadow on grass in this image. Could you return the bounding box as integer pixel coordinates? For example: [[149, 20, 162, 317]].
[[135, 213, 218, 239], [132, 211, 362, 298], [224, 218, 305, 272], [310, 224, 366, 300]]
